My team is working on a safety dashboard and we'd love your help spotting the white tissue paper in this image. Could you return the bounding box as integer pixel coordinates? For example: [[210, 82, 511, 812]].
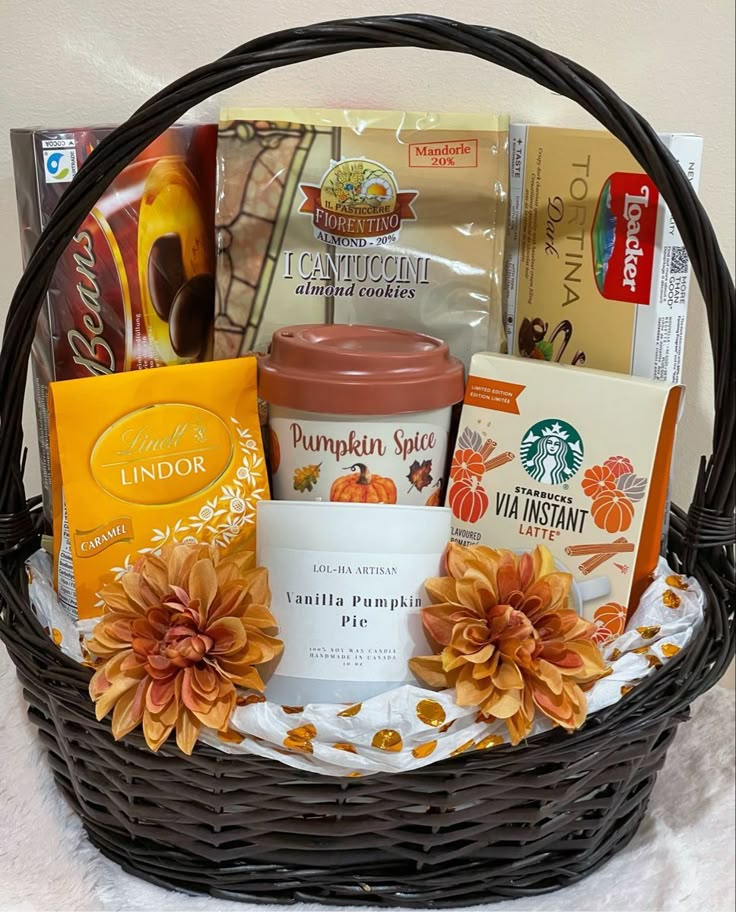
[[27, 552, 703, 777]]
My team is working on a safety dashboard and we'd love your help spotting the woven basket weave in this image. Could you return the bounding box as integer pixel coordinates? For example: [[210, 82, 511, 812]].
[[0, 15, 733, 908]]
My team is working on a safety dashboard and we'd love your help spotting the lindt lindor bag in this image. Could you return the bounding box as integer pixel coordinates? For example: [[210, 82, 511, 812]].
[[48, 358, 268, 620], [214, 109, 509, 368]]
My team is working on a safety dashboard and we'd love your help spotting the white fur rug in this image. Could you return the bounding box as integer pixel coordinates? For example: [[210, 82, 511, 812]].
[[1, 643, 733, 912]]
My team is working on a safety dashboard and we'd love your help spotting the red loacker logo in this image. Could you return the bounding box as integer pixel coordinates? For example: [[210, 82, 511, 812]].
[[592, 172, 659, 305]]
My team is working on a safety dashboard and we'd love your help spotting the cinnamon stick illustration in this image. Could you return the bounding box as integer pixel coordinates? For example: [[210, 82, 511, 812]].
[[484, 451, 514, 471], [578, 537, 628, 575], [479, 438, 497, 460], [565, 540, 634, 557]]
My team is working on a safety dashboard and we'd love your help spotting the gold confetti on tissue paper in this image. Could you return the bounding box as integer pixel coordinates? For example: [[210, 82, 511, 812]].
[[665, 575, 689, 590], [338, 703, 362, 717], [416, 699, 447, 728], [412, 740, 438, 759], [476, 734, 504, 750], [371, 729, 403, 752], [450, 739, 475, 756], [333, 743, 357, 754]]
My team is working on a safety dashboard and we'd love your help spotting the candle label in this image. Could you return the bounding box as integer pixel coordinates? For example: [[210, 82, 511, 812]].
[[260, 546, 440, 682], [269, 415, 449, 506]]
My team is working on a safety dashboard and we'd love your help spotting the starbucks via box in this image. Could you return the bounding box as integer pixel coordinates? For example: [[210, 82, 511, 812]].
[[448, 353, 682, 632]]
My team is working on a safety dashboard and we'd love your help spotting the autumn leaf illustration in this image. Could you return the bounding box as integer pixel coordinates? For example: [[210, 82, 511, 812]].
[[406, 459, 433, 493], [457, 427, 483, 452], [293, 463, 321, 493]]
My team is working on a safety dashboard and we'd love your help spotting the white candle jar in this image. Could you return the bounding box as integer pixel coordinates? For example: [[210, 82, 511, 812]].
[[259, 324, 465, 507], [257, 500, 452, 705]]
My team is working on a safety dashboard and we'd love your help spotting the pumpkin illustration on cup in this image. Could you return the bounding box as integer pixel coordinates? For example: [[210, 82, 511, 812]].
[[330, 464, 398, 504], [448, 475, 489, 522], [425, 478, 444, 508], [269, 427, 281, 475]]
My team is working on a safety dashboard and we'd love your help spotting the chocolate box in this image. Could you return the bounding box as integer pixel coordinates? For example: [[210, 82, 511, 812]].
[[504, 125, 703, 382], [11, 124, 218, 523]]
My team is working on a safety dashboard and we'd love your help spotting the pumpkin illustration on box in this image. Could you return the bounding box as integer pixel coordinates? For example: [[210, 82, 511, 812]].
[[448, 475, 489, 522], [446, 425, 515, 522], [259, 325, 464, 506], [591, 601, 628, 645], [590, 489, 635, 533]]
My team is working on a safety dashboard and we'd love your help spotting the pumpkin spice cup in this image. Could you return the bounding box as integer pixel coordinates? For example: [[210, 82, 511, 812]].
[[259, 325, 465, 506]]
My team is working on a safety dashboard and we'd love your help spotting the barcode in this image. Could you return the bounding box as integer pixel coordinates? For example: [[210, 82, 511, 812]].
[[57, 499, 79, 621], [671, 246, 689, 275]]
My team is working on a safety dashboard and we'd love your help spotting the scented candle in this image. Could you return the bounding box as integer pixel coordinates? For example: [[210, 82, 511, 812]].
[[257, 500, 451, 704], [259, 324, 465, 506]]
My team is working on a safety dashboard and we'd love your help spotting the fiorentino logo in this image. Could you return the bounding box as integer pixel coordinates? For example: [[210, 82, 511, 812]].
[[299, 158, 417, 247], [520, 418, 584, 485]]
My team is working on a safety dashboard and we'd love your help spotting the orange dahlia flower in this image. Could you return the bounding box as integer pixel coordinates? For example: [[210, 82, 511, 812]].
[[86, 544, 282, 755], [409, 543, 606, 744]]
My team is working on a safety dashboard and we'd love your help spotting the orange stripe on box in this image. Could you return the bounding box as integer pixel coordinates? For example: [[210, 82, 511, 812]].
[[629, 385, 684, 616], [464, 376, 526, 414]]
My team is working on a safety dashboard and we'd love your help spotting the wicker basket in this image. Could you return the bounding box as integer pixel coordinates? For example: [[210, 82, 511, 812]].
[[0, 15, 733, 908]]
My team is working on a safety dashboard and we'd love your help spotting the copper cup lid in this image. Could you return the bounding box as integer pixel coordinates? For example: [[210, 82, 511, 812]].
[[259, 324, 466, 415]]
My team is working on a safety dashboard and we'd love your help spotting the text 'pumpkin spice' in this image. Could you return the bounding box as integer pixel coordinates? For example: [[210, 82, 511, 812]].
[[49, 358, 268, 620]]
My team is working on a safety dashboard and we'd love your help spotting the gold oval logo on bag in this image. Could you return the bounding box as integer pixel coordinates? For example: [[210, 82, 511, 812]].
[[91, 404, 234, 505]]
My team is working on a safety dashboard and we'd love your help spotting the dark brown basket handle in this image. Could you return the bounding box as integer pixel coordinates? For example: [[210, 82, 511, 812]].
[[1, 14, 734, 575]]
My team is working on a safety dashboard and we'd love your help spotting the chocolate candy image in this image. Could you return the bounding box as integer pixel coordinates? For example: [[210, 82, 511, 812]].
[[168, 273, 215, 358], [517, 317, 536, 357], [148, 232, 185, 321]]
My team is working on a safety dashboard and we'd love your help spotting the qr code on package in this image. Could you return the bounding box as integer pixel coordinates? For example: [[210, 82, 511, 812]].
[[670, 246, 690, 275]]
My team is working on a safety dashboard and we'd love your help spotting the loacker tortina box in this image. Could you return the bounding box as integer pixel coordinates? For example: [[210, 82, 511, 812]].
[[504, 125, 703, 382]]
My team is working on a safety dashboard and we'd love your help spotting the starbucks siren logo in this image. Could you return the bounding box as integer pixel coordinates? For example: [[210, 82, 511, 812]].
[[520, 418, 584, 485]]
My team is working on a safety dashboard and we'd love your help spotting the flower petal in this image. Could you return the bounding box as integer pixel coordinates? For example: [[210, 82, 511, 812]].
[[408, 655, 450, 689], [189, 559, 218, 619], [142, 710, 174, 752], [176, 708, 201, 755], [111, 679, 147, 740], [206, 617, 247, 656]]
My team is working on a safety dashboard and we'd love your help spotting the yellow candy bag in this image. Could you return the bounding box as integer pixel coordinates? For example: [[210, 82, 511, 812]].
[[48, 357, 267, 620]]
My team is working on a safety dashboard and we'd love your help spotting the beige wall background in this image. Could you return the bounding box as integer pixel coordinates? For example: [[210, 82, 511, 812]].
[[0, 1, 733, 680]]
